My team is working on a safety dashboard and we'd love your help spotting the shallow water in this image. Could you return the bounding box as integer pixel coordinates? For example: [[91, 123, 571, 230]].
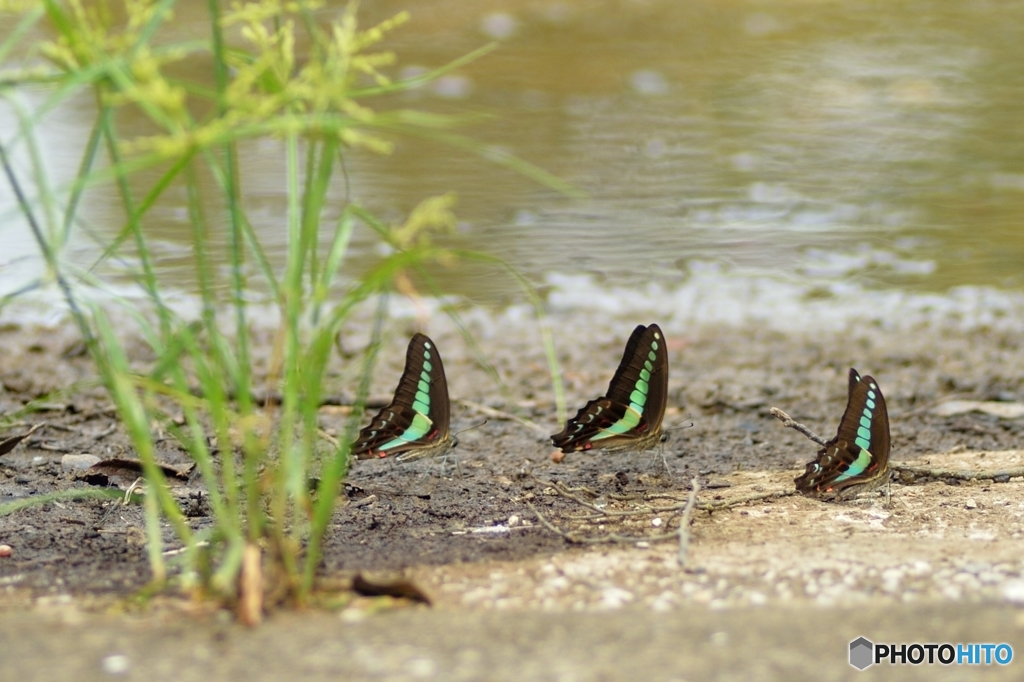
[[2, 0, 1024, 312]]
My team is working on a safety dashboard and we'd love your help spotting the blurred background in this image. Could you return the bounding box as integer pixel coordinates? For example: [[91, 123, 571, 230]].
[[3, 0, 1024, 307]]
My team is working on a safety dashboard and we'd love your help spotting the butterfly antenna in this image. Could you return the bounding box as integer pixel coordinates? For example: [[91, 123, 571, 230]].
[[453, 419, 488, 437], [655, 415, 694, 474], [663, 415, 695, 433]]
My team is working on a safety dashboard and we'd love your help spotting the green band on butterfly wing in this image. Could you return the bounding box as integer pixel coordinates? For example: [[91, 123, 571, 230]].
[[589, 406, 642, 440], [855, 426, 871, 450], [834, 448, 874, 482], [378, 412, 434, 451]]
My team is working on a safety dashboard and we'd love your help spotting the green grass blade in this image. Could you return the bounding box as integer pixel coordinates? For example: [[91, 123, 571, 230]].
[[452, 249, 568, 424], [0, 5, 43, 66], [301, 295, 387, 596], [348, 42, 499, 97], [0, 488, 124, 516]]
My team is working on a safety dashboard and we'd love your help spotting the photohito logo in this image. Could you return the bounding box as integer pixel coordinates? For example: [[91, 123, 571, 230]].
[[849, 637, 1013, 670]]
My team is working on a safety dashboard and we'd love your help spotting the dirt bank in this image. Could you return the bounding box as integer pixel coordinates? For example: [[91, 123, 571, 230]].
[[3, 313, 1024, 679]]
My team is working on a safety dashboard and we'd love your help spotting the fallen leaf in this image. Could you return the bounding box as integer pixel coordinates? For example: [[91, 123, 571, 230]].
[[61, 454, 101, 472], [0, 423, 44, 456], [352, 573, 432, 605], [80, 458, 193, 489]]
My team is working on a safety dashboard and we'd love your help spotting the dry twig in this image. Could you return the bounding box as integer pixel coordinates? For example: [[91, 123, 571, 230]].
[[524, 476, 795, 547], [772, 406, 1024, 485], [91, 423, 118, 441], [523, 500, 679, 545], [677, 477, 700, 568], [891, 465, 1024, 483], [769, 407, 828, 447], [459, 400, 549, 438], [238, 543, 263, 627], [536, 476, 793, 517], [699, 489, 796, 510], [531, 477, 608, 515], [317, 428, 340, 448]]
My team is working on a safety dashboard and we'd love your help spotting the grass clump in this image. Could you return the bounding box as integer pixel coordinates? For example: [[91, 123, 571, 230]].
[[0, 0, 566, 620]]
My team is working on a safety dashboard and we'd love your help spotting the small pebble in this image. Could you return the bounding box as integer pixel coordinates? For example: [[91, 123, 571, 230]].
[[599, 587, 634, 609], [62, 454, 101, 472], [0, 545, 12, 558], [340, 608, 367, 623], [965, 499, 978, 510], [101, 654, 130, 675], [1003, 581, 1024, 604]]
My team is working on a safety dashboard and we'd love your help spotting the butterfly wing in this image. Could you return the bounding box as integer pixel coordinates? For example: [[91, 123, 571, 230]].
[[352, 334, 451, 460], [551, 324, 669, 453], [795, 368, 891, 495]]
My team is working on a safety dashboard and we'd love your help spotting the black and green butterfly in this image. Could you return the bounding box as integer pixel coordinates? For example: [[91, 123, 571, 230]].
[[794, 368, 891, 499], [352, 333, 455, 463], [551, 323, 669, 454]]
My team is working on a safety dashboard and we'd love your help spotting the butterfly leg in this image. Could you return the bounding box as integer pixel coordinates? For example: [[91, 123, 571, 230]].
[[436, 451, 462, 478], [658, 432, 674, 477], [653, 441, 673, 477], [412, 464, 433, 487]]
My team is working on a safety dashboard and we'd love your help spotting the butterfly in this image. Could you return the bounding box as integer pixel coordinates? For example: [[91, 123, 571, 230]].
[[794, 368, 891, 499], [352, 333, 455, 463], [551, 323, 669, 454]]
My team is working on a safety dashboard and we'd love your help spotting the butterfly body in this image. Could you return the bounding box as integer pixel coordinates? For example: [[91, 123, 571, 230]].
[[551, 324, 669, 455], [352, 333, 454, 463], [795, 368, 890, 500]]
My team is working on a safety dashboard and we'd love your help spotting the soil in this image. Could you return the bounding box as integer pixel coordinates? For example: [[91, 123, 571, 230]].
[[3, 314, 1024, 679]]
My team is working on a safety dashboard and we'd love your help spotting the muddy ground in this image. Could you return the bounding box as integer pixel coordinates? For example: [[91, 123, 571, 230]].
[[3, 313, 1024, 680]]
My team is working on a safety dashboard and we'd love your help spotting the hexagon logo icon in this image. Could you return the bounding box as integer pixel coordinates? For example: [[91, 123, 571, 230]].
[[849, 637, 874, 670]]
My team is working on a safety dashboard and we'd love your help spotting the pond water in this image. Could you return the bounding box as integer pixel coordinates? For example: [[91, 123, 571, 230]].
[[2, 0, 1024, 318]]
